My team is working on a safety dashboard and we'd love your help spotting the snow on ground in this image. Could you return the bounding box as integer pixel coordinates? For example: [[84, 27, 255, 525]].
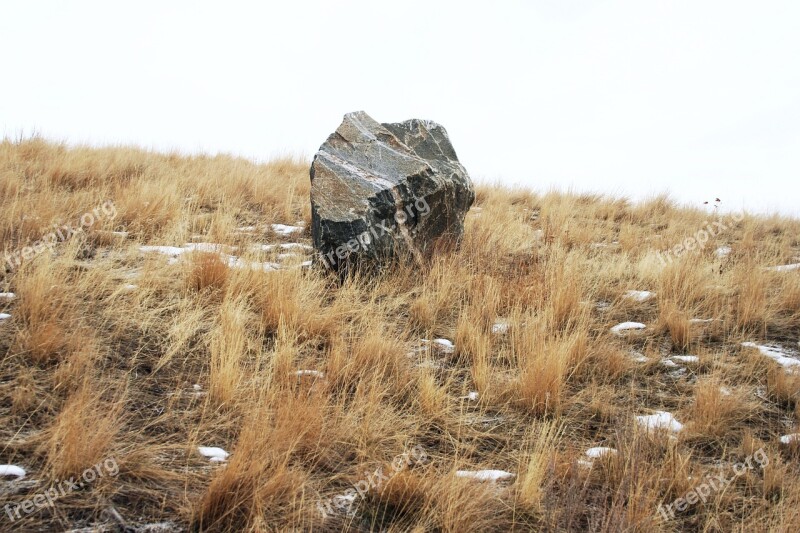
[[253, 243, 313, 253], [636, 411, 684, 433], [611, 322, 646, 335], [629, 351, 649, 363], [671, 355, 700, 364], [183, 242, 235, 253], [271, 224, 304, 236], [780, 434, 800, 445], [661, 359, 681, 368], [585, 447, 617, 459], [669, 368, 688, 378], [0, 313, 11, 321], [463, 391, 479, 401], [0, 465, 26, 479], [198, 447, 229, 462], [433, 339, 455, 354], [767, 263, 800, 272], [0, 292, 15, 300], [492, 321, 510, 334], [580, 447, 617, 467], [139, 245, 186, 257], [225, 256, 281, 272], [455, 469, 515, 482], [715, 246, 732, 258], [741, 342, 800, 371], [624, 290, 655, 302], [140, 242, 311, 272], [295, 370, 325, 378], [689, 318, 715, 324]]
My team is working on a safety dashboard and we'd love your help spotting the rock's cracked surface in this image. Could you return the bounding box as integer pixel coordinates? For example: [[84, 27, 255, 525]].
[[310, 111, 474, 273]]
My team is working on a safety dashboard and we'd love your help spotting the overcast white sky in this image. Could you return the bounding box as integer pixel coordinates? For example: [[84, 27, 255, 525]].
[[2, 1, 799, 215]]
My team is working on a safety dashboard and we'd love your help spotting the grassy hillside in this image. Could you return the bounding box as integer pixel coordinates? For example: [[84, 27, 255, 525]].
[[1, 137, 800, 532]]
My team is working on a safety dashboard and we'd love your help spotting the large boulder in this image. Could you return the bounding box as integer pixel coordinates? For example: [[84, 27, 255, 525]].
[[310, 111, 475, 272]]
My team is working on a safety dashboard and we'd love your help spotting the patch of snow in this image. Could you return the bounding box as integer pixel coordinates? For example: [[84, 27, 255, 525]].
[[464, 391, 479, 401], [767, 263, 800, 272], [689, 318, 715, 324], [235, 225, 257, 233], [586, 447, 617, 459], [624, 290, 655, 302], [719, 386, 732, 397], [121, 284, 138, 291], [295, 370, 325, 378], [139, 245, 186, 257], [433, 339, 455, 354], [254, 243, 313, 253], [636, 411, 683, 434], [779, 434, 800, 445], [0, 313, 10, 321], [271, 224, 303, 236], [491, 321, 510, 334], [630, 351, 649, 363], [741, 342, 800, 370], [611, 322, 646, 335], [0, 292, 15, 300], [0, 465, 26, 479], [671, 355, 699, 364], [715, 246, 731, 258], [299, 260, 313, 268], [184, 243, 233, 253], [661, 359, 680, 368], [455, 469, 515, 482], [193, 384, 202, 391], [409, 342, 430, 354], [198, 447, 229, 462], [596, 301, 612, 310], [226, 257, 281, 271]]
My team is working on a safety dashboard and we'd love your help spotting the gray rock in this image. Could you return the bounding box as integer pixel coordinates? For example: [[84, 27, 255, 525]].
[[310, 111, 474, 273]]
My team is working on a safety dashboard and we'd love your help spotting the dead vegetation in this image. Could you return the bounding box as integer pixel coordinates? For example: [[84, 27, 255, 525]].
[[1, 137, 800, 531]]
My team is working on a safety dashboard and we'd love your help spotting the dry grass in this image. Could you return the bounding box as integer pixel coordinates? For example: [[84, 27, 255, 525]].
[[1, 137, 800, 531]]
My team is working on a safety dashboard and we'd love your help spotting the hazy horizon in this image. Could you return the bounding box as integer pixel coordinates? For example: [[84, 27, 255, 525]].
[[2, 0, 798, 215]]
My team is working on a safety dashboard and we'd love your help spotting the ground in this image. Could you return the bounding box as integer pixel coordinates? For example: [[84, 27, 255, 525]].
[[1, 138, 800, 532]]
